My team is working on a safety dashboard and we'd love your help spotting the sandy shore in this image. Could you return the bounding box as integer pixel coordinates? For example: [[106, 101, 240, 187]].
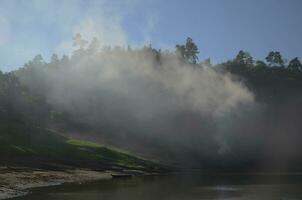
[[0, 167, 112, 199]]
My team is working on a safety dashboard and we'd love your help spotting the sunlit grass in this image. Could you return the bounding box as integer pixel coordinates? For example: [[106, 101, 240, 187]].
[[0, 125, 162, 171], [67, 138, 103, 148]]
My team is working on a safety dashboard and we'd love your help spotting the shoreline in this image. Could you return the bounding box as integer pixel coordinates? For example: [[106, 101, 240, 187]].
[[1, 167, 301, 199], [0, 167, 112, 199]]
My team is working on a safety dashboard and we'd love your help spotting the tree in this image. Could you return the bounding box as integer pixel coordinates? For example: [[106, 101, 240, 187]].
[[288, 57, 302, 72], [33, 54, 44, 64], [255, 60, 267, 68], [73, 33, 88, 49], [252, 60, 268, 74], [184, 37, 199, 64], [143, 44, 161, 65], [175, 37, 199, 64], [153, 48, 161, 65], [50, 54, 59, 64], [175, 44, 186, 62], [61, 54, 69, 63], [265, 51, 284, 67], [72, 34, 88, 58], [234, 50, 253, 66], [25, 54, 45, 68]]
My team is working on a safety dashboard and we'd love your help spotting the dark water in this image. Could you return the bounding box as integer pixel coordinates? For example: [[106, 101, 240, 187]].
[[15, 173, 302, 200]]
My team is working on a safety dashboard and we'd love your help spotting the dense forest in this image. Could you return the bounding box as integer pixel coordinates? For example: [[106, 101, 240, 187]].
[[1, 35, 302, 171]]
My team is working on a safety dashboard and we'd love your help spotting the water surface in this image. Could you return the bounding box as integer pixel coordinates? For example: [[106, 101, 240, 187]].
[[15, 173, 302, 200]]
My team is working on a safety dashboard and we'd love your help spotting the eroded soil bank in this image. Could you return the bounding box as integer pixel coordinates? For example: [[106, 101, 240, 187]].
[[0, 167, 112, 199]]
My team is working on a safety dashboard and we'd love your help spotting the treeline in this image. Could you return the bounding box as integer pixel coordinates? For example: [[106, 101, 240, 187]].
[[18, 35, 302, 99], [0, 71, 50, 126], [2, 35, 302, 130], [18, 35, 302, 80], [221, 50, 302, 103], [1, 34, 301, 128], [224, 50, 302, 74]]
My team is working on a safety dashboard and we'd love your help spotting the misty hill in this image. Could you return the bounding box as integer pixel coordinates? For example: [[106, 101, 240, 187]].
[[0, 71, 165, 172], [2, 36, 302, 172]]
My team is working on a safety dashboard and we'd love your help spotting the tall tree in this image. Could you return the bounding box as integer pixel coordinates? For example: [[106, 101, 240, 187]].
[[73, 33, 88, 49], [61, 54, 69, 64], [255, 60, 267, 68], [234, 50, 253, 66], [50, 54, 59, 65], [25, 54, 45, 68], [288, 57, 302, 72], [185, 37, 199, 64], [175, 44, 186, 62], [72, 34, 89, 57], [265, 51, 284, 67], [175, 37, 199, 64]]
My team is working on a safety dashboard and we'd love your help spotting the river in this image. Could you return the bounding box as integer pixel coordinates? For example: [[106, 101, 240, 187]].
[[14, 173, 302, 200]]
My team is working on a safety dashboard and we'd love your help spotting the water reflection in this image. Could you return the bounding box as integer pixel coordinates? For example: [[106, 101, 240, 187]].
[[15, 173, 302, 200]]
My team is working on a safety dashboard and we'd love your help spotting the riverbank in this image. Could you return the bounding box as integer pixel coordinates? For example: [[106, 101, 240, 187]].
[[0, 167, 113, 199]]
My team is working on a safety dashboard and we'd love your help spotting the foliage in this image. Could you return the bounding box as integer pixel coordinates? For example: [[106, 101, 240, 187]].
[[176, 37, 199, 64], [0, 71, 50, 126], [265, 51, 284, 67]]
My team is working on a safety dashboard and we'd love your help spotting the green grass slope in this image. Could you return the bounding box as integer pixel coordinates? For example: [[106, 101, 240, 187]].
[[0, 124, 166, 172]]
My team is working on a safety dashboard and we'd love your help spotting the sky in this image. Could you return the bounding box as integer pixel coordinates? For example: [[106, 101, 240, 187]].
[[0, 0, 301, 71]]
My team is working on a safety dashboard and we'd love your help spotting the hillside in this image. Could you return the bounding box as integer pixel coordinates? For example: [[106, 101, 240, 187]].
[[0, 124, 166, 173]]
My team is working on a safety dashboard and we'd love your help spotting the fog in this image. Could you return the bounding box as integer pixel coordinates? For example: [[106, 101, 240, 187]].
[[15, 39, 262, 168]]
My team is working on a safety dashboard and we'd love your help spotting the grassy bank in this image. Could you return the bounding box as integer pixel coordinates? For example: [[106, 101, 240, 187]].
[[0, 124, 166, 173]]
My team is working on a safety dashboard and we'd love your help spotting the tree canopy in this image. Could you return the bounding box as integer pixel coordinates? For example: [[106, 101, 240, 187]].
[[176, 37, 199, 64]]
